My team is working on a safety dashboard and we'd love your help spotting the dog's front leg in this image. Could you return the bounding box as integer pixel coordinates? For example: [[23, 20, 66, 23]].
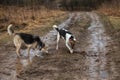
[[56, 33, 60, 50], [66, 41, 73, 53]]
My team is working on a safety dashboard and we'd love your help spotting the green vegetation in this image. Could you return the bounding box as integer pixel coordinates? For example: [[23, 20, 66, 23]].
[[109, 16, 120, 30], [100, 13, 120, 31]]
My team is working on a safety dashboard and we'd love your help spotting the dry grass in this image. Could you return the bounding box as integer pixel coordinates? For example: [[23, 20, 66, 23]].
[[98, 4, 120, 17], [0, 6, 67, 31], [109, 16, 120, 30], [98, 8, 120, 36], [0, 6, 68, 44]]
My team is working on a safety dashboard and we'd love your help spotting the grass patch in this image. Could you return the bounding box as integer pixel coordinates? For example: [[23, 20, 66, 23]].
[[98, 12, 120, 41], [109, 16, 120, 30], [26, 12, 68, 36], [79, 17, 90, 29], [0, 10, 68, 44], [97, 12, 114, 34], [74, 13, 91, 32], [98, 11, 120, 30]]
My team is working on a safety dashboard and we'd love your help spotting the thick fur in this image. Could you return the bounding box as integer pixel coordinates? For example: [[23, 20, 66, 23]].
[[7, 24, 47, 57], [53, 25, 76, 53]]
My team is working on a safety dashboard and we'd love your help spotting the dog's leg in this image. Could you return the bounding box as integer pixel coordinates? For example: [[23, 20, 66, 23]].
[[66, 40, 73, 53], [56, 33, 60, 50], [65, 34, 73, 53], [27, 47, 31, 57], [14, 36, 22, 57], [16, 45, 21, 57]]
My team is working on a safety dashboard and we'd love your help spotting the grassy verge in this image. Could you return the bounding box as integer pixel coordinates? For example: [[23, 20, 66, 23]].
[[99, 13, 120, 39], [97, 11, 120, 31], [0, 10, 68, 44], [109, 16, 120, 30], [97, 12, 114, 35]]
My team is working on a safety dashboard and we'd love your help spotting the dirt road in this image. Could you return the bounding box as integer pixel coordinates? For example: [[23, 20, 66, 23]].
[[0, 12, 119, 80]]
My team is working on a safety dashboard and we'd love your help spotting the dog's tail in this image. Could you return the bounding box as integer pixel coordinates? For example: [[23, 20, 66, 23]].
[[7, 24, 14, 36], [53, 25, 59, 31]]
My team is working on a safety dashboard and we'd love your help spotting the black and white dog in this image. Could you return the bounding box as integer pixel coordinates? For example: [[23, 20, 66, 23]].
[[53, 25, 76, 53], [7, 24, 48, 57]]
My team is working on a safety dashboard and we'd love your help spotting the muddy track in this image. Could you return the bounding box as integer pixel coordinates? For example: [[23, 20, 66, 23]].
[[85, 12, 110, 80], [0, 12, 119, 80]]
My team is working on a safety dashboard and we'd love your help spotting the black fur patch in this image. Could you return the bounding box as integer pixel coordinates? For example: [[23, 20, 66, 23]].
[[17, 33, 45, 49], [17, 33, 36, 44], [58, 29, 72, 39]]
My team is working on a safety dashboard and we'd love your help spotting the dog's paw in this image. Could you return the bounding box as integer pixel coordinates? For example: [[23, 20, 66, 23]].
[[70, 50, 73, 54], [56, 47, 58, 50]]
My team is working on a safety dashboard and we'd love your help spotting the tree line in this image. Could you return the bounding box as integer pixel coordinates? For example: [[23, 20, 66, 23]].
[[0, 0, 119, 10]]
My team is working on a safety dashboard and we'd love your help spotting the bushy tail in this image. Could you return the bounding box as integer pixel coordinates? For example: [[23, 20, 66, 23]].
[[7, 24, 14, 36], [53, 25, 59, 31]]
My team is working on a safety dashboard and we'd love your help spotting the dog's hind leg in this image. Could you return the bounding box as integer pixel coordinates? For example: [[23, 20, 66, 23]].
[[56, 33, 60, 50], [27, 47, 31, 57], [14, 37, 22, 57], [16, 44, 21, 57], [65, 40, 73, 53]]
